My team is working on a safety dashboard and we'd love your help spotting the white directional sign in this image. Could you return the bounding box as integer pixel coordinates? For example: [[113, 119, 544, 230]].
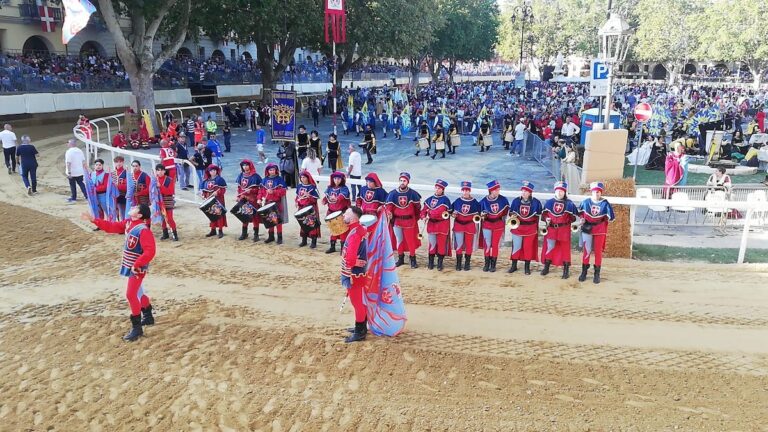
[[590, 59, 609, 97]]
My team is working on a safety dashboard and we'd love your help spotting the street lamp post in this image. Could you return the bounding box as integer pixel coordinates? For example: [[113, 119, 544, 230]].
[[511, 0, 534, 76], [598, 11, 631, 129]]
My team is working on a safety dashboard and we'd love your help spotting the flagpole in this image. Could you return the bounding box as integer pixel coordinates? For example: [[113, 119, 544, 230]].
[[333, 40, 337, 136]]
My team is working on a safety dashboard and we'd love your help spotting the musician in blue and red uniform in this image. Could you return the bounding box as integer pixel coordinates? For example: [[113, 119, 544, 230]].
[[340, 206, 369, 343], [113, 156, 126, 221], [508, 181, 542, 275], [479, 180, 510, 273], [91, 159, 109, 219], [386, 172, 422, 268], [83, 204, 156, 342], [577, 181, 615, 284], [419, 179, 452, 271], [154, 164, 178, 241], [296, 170, 321, 249], [259, 163, 287, 245], [540, 181, 578, 279], [235, 159, 262, 242], [202, 164, 227, 238], [129, 160, 151, 207], [158, 139, 177, 181], [356, 172, 387, 216], [451, 181, 481, 271], [323, 171, 351, 254]]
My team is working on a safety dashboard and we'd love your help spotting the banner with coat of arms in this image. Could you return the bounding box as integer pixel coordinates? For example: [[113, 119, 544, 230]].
[[271, 91, 297, 141]]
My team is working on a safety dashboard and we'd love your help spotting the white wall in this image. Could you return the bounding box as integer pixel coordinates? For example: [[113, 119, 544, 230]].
[[0, 89, 192, 115]]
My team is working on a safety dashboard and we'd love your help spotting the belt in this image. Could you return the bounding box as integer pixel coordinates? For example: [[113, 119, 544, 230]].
[[484, 216, 502, 222], [455, 219, 472, 225], [549, 223, 568, 228], [519, 220, 536, 225], [428, 218, 445, 223], [395, 215, 414, 220]]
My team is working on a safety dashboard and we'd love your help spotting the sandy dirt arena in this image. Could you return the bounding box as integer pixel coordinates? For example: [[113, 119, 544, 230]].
[[1, 135, 768, 431]]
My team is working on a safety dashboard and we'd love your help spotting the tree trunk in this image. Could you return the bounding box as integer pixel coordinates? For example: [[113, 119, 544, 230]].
[[754, 72, 764, 91], [128, 69, 159, 135]]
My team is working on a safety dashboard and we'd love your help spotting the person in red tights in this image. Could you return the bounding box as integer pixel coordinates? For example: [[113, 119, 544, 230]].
[[340, 206, 369, 343]]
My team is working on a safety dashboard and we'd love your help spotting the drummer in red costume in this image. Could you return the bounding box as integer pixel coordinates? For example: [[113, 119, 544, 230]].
[[577, 181, 615, 284], [340, 206, 369, 343], [386, 172, 422, 268], [259, 163, 288, 245], [235, 159, 262, 242], [295, 170, 321, 249], [479, 180, 510, 273], [113, 156, 127, 221], [508, 181, 542, 275], [202, 164, 227, 238], [154, 164, 178, 241], [129, 160, 150, 206], [540, 181, 578, 279], [356, 172, 388, 216], [451, 181, 481, 271], [420, 179, 452, 271], [323, 171, 351, 253], [158, 139, 177, 181], [82, 204, 156, 342]]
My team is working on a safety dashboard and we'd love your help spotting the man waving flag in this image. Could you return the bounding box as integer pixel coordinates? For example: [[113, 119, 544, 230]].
[[62, 0, 96, 44]]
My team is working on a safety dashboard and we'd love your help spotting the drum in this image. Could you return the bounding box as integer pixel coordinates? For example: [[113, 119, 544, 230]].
[[435, 139, 445, 150], [482, 134, 494, 148], [257, 202, 282, 228], [450, 134, 461, 148], [504, 131, 514, 142], [359, 214, 377, 228], [325, 210, 349, 236], [231, 199, 256, 224], [199, 195, 226, 222], [295, 205, 321, 232], [130, 140, 140, 150], [418, 137, 430, 150]]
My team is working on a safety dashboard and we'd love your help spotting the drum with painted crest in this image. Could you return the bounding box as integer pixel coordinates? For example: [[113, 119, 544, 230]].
[[256, 202, 282, 228], [199, 195, 227, 222], [417, 137, 430, 150], [481, 134, 494, 147], [325, 210, 349, 236], [231, 199, 257, 224], [450, 134, 461, 148], [435, 139, 446, 150], [294, 205, 321, 232]]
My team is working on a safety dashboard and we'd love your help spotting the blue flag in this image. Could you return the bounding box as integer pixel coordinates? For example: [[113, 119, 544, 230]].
[[149, 175, 163, 225], [364, 211, 407, 337], [124, 170, 135, 219], [84, 171, 100, 218], [104, 171, 118, 221]]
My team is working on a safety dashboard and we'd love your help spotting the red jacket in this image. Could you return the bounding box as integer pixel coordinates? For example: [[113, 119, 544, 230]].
[[94, 218, 156, 269], [112, 134, 126, 148]]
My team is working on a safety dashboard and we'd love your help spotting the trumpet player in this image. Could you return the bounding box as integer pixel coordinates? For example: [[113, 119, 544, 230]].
[[420, 179, 452, 271], [577, 182, 615, 284], [508, 181, 542, 274], [479, 180, 510, 272], [451, 181, 481, 271], [540, 181, 578, 279], [385, 172, 422, 268]]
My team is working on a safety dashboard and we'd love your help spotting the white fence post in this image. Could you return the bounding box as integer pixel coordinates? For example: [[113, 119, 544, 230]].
[[738, 208, 753, 264]]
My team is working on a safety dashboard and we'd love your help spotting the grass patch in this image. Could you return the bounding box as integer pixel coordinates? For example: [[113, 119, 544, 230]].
[[623, 162, 766, 186], [632, 243, 768, 263]]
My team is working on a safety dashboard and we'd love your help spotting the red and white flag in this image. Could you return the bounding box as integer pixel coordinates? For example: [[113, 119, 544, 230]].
[[38, 6, 56, 33], [61, 0, 96, 44], [324, 0, 346, 44]]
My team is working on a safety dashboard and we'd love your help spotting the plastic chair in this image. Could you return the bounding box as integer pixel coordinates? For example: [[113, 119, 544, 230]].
[[637, 187, 667, 223], [703, 191, 728, 226], [748, 190, 767, 225], [669, 192, 697, 224]]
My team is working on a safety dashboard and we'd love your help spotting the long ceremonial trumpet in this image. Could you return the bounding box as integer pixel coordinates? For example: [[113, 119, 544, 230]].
[[442, 211, 450, 220], [571, 221, 582, 233], [473, 214, 483, 223], [538, 221, 548, 236], [507, 215, 520, 229], [417, 219, 427, 240]]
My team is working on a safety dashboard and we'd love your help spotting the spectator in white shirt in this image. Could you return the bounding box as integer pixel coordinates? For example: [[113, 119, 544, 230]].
[[64, 138, 88, 203], [346, 144, 362, 201], [1, 124, 18, 174], [561, 118, 580, 144], [300, 148, 323, 183], [510, 119, 527, 156]]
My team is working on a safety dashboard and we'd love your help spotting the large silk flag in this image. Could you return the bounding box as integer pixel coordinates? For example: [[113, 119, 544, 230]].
[[148, 175, 164, 225], [364, 211, 407, 337], [61, 0, 96, 44], [84, 170, 100, 218], [104, 170, 118, 221], [124, 170, 135, 220], [271, 91, 297, 141]]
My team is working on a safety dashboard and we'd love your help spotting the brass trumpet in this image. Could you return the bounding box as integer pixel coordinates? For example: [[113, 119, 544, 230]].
[[571, 221, 582, 233], [538, 222, 548, 236], [441, 211, 450, 220], [507, 215, 520, 229], [419, 212, 451, 240], [473, 214, 482, 223]]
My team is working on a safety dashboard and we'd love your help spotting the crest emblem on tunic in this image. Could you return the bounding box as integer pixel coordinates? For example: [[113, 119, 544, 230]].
[[365, 190, 374, 201], [398, 196, 407, 207], [240, 178, 248, 188], [520, 205, 530, 216], [491, 203, 499, 213], [266, 180, 273, 188], [591, 205, 601, 216], [206, 181, 215, 189], [461, 204, 470, 214], [126, 234, 139, 249], [554, 202, 564, 213], [430, 198, 437, 207]]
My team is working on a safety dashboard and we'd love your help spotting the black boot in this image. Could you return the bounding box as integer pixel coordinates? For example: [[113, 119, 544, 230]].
[[463, 254, 471, 271], [480, 146, 485, 152], [396, 254, 405, 267], [160, 229, 170, 240], [325, 240, 337, 254], [489, 257, 497, 273], [437, 255, 444, 271], [540, 260, 551, 276], [265, 231, 275, 244], [483, 256, 490, 272], [310, 237, 317, 249], [561, 262, 570, 279], [410, 255, 418, 268], [123, 314, 143, 342], [299, 235, 308, 247], [524, 261, 531, 275], [455, 256, 462, 271], [578, 264, 590, 282], [414, 150, 420, 156], [253, 230, 260, 242], [171, 230, 179, 241], [508, 259, 518, 273], [140, 305, 155, 326], [431, 153, 436, 160], [593, 266, 601, 284], [238, 226, 249, 240], [428, 254, 435, 270], [205, 228, 217, 237], [345, 321, 367, 343], [277, 233, 283, 245], [217, 228, 224, 239]]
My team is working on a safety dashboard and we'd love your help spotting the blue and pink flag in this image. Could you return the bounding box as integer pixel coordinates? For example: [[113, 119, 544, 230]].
[[149, 175, 163, 225], [364, 211, 407, 337], [104, 171, 118, 221], [124, 170, 135, 220], [84, 170, 100, 218]]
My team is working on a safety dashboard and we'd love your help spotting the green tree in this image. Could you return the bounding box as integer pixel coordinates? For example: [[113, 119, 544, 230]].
[[631, 0, 702, 84], [697, 0, 768, 89], [97, 0, 192, 129]]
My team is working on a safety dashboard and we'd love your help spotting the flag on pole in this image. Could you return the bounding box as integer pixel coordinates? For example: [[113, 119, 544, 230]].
[[104, 170, 119, 221], [364, 210, 407, 337], [84, 170, 100, 218], [61, 0, 96, 44], [324, 0, 346, 43], [149, 175, 164, 225]]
